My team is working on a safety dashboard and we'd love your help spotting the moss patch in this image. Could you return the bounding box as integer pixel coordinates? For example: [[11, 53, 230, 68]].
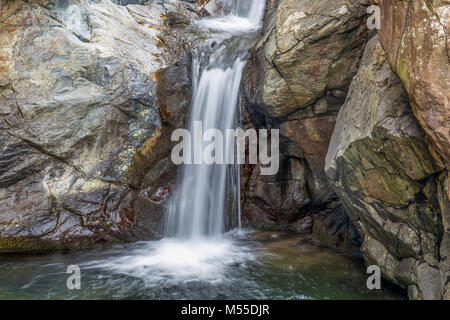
[[0, 236, 99, 254]]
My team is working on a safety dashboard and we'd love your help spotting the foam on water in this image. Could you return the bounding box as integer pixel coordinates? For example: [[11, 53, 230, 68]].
[[85, 0, 267, 289], [84, 231, 257, 286], [0, 231, 404, 299], [196, 15, 262, 35]]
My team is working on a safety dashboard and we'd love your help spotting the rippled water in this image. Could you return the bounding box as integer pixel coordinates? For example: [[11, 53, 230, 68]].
[[0, 230, 404, 300]]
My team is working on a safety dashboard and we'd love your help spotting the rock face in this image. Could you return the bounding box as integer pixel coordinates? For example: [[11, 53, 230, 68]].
[[325, 35, 447, 299], [0, 0, 196, 252], [241, 0, 370, 252], [376, 4, 450, 297], [376, 0, 449, 169], [245, 0, 370, 117], [242, 0, 449, 298]]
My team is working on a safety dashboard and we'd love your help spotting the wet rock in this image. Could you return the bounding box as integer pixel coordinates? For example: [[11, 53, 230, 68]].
[[439, 232, 450, 298], [291, 215, 313, 234], [361, 235, 399, 283], [408, 284, 421, 300], [243, 0, 371, 117], [441, 233, 450, 260], [201, 0, 232, 16], [0, 0, 196, 251], [243, 156, 311, 229], [279, 113, 337, 205], [395, 258, 418, 286], [376, 0, 450, 169], [416, 263, 442, 300], [325, 35, 445, 298], [376, 3, 450, 259], [241, 0, 371, 253], [311, 207, 361, 255]]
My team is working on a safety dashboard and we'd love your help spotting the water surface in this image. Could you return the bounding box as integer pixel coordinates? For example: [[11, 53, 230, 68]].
[[0, 230, 404, 300]]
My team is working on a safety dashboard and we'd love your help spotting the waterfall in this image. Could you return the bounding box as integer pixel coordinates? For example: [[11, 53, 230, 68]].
[[164, 0, 266, 239]]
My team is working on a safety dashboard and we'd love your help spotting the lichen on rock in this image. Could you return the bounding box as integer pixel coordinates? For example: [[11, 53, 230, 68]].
[[325, 35, 446, 299], [0, 0, 197, 251], [240, 0, 372, 253]]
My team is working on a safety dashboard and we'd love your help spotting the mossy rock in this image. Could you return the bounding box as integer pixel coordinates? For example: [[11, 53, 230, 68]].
[[0, 237, 97, 254]]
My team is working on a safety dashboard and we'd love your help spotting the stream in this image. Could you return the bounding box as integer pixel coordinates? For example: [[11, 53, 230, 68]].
[[0, 230, 403, 299]]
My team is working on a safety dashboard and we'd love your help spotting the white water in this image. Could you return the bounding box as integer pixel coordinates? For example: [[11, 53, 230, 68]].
[[165, 0, 266, 239], [86, 1, 266, 285], [85, 230, 259, 288]]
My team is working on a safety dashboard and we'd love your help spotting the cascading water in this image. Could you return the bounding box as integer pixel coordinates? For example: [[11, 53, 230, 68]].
[[66, 0, 269, 293], [165, 0, 266, 239]]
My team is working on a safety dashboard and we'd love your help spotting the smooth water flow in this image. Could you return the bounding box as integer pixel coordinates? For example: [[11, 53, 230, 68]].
[[165, 0, 266, 239]]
